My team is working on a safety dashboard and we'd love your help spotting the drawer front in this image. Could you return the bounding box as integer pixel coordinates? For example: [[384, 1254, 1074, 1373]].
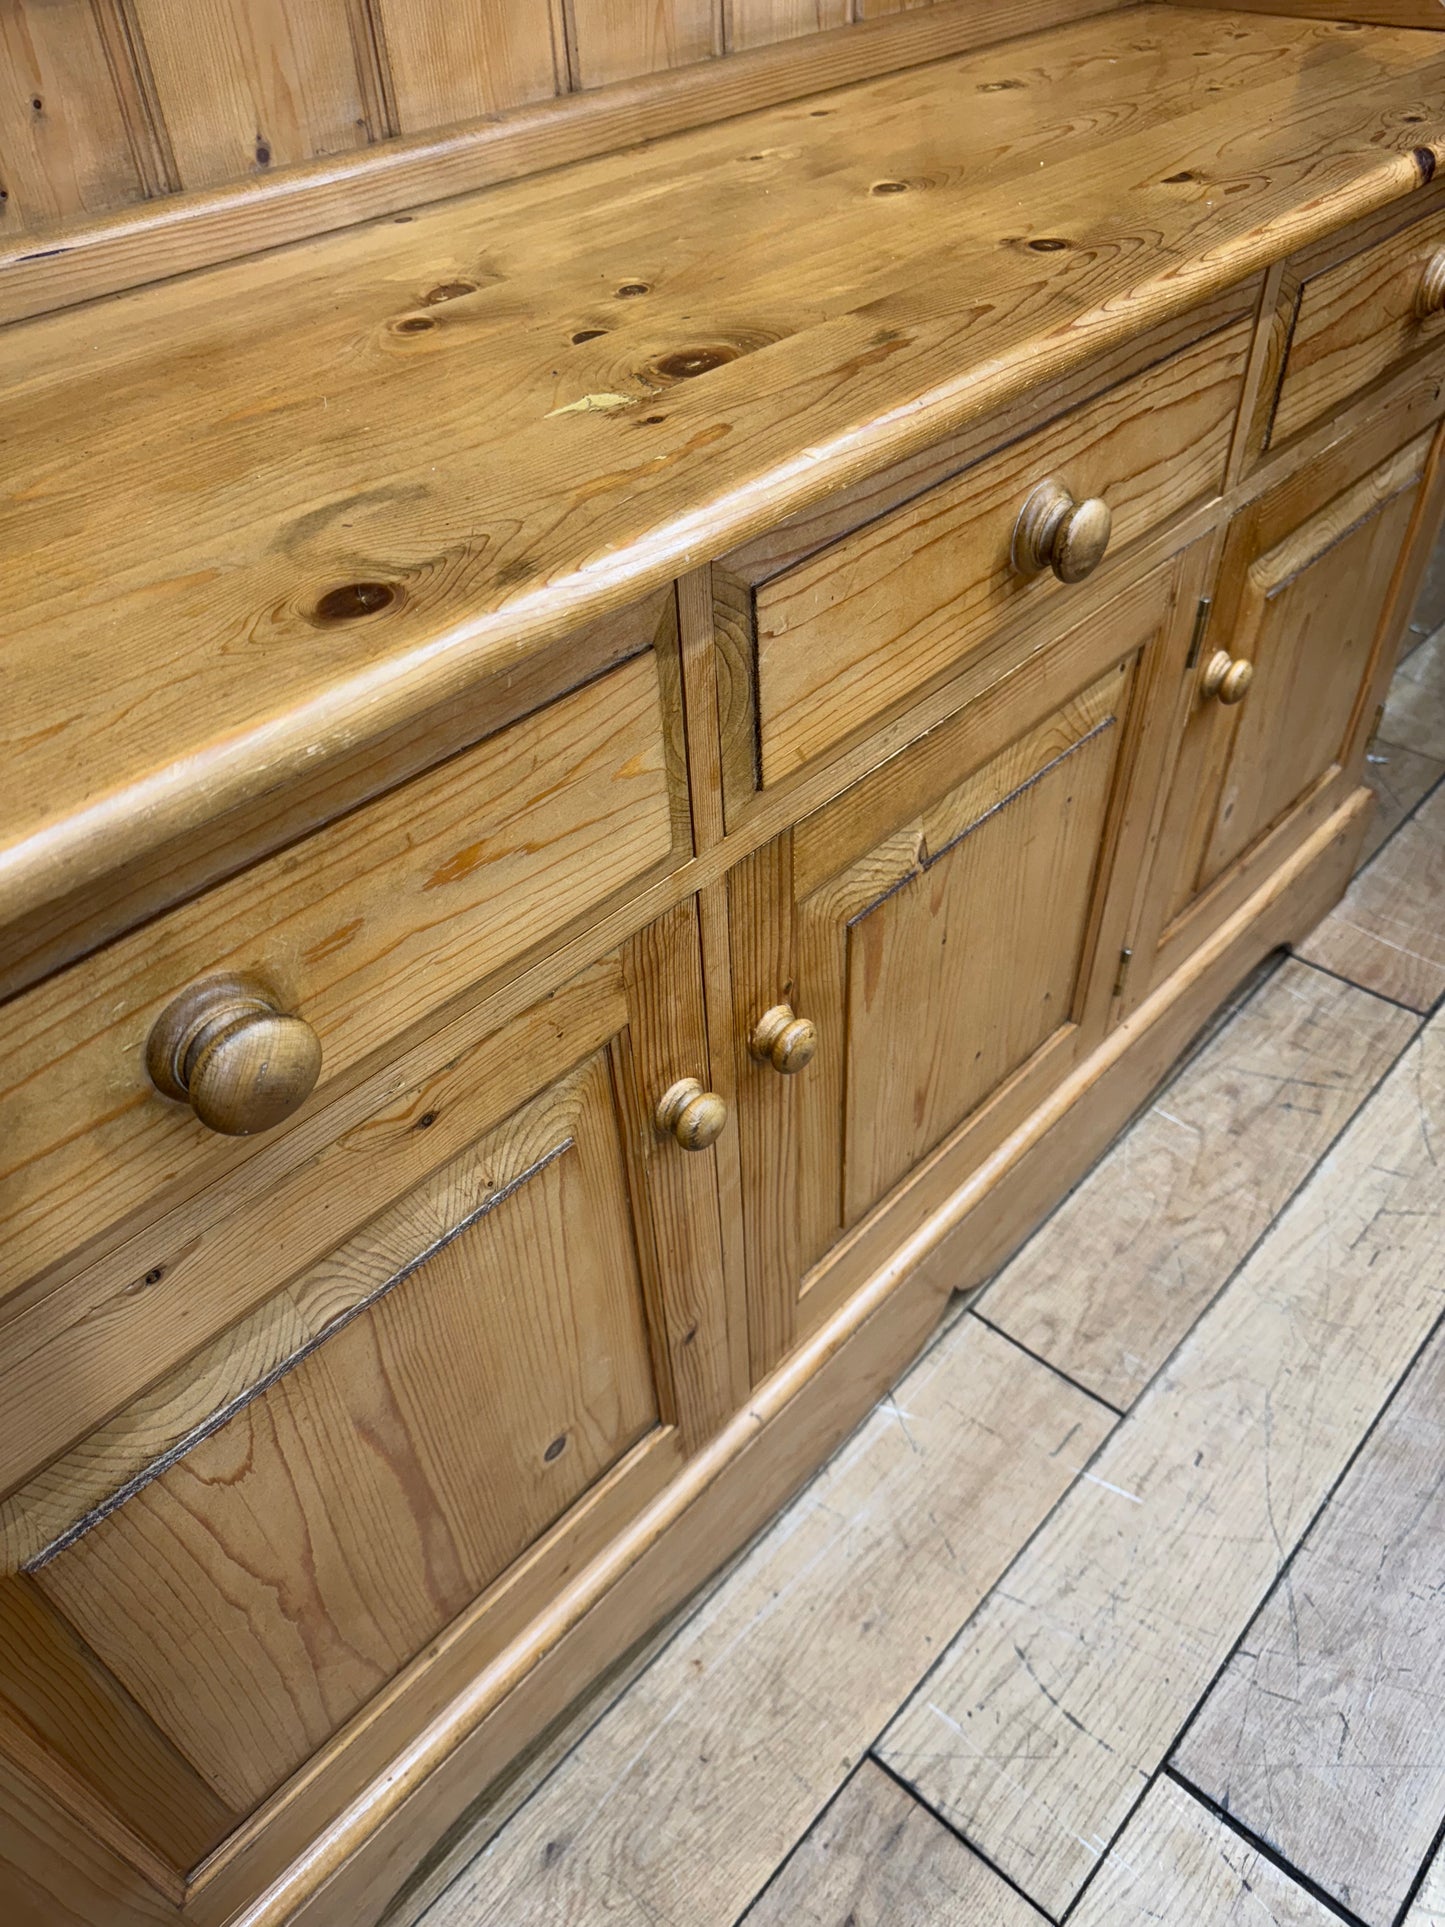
[[1, 646, 678, 1298], [1272, 204, 1445, 448], [751, 319, 1250, 790]]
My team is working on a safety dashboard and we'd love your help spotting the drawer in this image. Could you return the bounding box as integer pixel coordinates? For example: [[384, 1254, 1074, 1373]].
[[0, 644, 681, 1298], [746, 317, 1251, 791], [1271, 202, 1445, 449]]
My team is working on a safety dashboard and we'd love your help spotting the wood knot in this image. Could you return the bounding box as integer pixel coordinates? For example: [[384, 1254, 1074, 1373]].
[[1414, 146, 1438, 185], [572, 327, 607, 343], [1028, 237, 1072, 252], [649, 344, 740, 381], [313, 582, 398, 624], [393, 313, 437, 334], [423, 280, 477, 303], [615, 281, 651, 298], [871, 179, 910, 195], [978, 79, 1024, 92]]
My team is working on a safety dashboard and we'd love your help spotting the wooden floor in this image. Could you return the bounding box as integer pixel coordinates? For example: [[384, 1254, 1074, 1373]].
[[397, 607, 1445, 1927]]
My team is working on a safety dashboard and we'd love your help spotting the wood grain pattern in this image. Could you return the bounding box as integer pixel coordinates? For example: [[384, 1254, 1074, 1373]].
[[4, 9, 1441, 963], [0, 1578, 235, 1870], [568, 0, 720, 87], [0, 651, 673, 1304], [0, 0, 1135, 321], [1297, 779, 1445, 1006], [35, 1054, 659, 1816], [1172, 1, 1445, 29], [1135, 415, 1438, 981], [0, 1, 153, 233], [753, 320, 1248, 787], [1175, 1315, 1445, 1926], [127, 0, 377, 190], [186, 794, 1368, 1927], [1272, 203, 1445, 447], [416, 1315, 1111, 1927], [370, 0, 563, 129], [725, 0, 849, 50], [740, 1760, 1046, 1925], [1070, 1778, 1342, 1927], [842, 685, 1120, 1220], [0, 958, 627, 1514], [738, 560, 1189, 1370], [980, 957, 1418, 1408], [879, 1008, 1445, 1918], [0, 1754, 179, 1927]]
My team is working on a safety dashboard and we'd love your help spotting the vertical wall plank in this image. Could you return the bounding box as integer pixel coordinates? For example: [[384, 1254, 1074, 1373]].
[[724, 0, 850, 51], [856, 0, 934, 16], [371, 0, 564, 132], [0, 0, 151, 234], [126, 0, 378, 189], [568, 0, 719, 90]]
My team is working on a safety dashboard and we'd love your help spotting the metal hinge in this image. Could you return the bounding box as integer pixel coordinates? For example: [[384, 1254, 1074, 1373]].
[[1113, 946, 1134, 1000], [1185, 595, 1213, 671]]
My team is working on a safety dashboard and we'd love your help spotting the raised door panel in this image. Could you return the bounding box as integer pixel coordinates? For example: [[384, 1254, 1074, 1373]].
[[730, 559, 1197, 1380], [1138, 424, 1437, 990], [1, 902, 732, 1876], [32, 1051, 653, 1816]]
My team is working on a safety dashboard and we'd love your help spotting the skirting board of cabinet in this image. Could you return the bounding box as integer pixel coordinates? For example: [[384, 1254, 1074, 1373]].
[[191, 788, 1369, 1927]]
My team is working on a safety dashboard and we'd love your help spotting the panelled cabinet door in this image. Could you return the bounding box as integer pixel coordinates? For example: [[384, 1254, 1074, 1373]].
[[1135, 421, 1442, 991], [0, 902, 733, 1899], [728, 555, 1204, 1382]]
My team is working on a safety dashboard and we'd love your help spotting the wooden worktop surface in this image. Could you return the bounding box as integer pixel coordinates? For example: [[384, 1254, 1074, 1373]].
[[2, 2, 1443, 980]]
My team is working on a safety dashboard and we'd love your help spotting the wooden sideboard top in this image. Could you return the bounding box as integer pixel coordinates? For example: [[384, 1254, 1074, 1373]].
[[1, 2, 1442, 979]]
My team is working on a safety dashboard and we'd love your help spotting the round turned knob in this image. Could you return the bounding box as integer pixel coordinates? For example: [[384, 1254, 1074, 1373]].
[[749, 1004, 819, 1076], [1012, 478, 1113, 584], [1201, 648, 1255, 706], [1418, 248, 1445, 321], [146, 974, 322, 1137], [655, 1076, 728, 1151]]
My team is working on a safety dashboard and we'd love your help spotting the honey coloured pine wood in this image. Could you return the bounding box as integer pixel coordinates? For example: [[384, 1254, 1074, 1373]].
[[3, 5, 1445, 982], [0, 643, 680, 1307], [9, 8, 1445, 1926]]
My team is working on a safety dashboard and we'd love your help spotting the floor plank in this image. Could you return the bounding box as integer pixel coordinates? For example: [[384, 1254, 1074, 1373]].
[[878, 1015, 1445, 1919], [739, 1761, 1044, 1926], [1407, 1842, 1445, 1927], [1380, 626, 1445, 765], [1069, 1779, 1341, 1926], [1360, 738, 1444, 866], [420, 1318, 1112, 1927], [1296, 783, 1445, 1011], [1174, 1318, 1445, 1927], [978, 958, 1416, 1409]]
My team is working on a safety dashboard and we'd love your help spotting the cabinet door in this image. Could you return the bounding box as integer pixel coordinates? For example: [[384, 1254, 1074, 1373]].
[[1135, 422, 1440, 989], [728, 556, 1202, 1382], [0, 903, 732, 1890]]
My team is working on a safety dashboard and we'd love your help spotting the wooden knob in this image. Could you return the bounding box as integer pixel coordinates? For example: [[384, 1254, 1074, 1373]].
[[1012, 478, 1113, 584], [1418, 248, 1445, 320], [1201, 649, 1255, 706], [147, 974, 322, 1136], [655, 1077, 727, 1151], [749, 1004, 819, 1075]]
